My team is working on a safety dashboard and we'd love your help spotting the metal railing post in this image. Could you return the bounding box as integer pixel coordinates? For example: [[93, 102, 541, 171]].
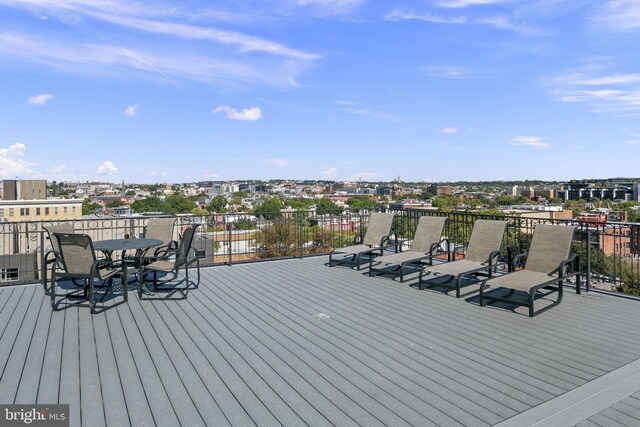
[[299, 216, 304, 259], [585, 230, 591, 292], [227, 221, 233, 266]]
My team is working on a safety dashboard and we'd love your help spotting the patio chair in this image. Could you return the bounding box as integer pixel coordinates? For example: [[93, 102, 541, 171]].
[[142, 217, 178, 255], [368, 216, 449, 282], [328, 213, 395, 270], [51, 233, 128, 314], [125, 217, 178, 268], [42, 223, 78, 296], [138, 224, 200, 300], [479, 224, 579, 317], [418, 219, 508, 297]]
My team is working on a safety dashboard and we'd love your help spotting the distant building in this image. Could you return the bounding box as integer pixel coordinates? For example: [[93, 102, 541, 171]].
[[0, 180, 47, 200], [428, 185, 454, 196], [562, 181, 635, 202], [0, 199, 83, 222]]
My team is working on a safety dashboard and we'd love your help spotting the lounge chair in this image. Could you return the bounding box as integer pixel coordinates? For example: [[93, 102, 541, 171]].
[[328, 213, 395, 270], [51, 233, 128, 313], [138, 224, 200, 300], [368, 216, 448, 282], [418, 219, 508, 297], [479, 224, 579, 317]]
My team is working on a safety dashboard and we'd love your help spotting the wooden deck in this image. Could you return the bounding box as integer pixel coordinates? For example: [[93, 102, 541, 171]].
[[1, 256, 640, 426]]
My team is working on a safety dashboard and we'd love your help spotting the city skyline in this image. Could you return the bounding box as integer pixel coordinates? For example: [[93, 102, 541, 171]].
[[1, 1, 639, 183]]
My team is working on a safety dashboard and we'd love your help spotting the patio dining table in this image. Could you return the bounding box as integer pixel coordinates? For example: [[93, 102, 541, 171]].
[[93, 238, 163, 266]]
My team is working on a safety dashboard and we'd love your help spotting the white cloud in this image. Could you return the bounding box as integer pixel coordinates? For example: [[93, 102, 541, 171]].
[[422, 66, 472, 79], [203, 171, 220, 178], [384, 9, 546, 36], [294, 0, 363, 14], [442, 127, 459, 133], [96, 160, 119, 175], [593, 1, 640, 31], [27, 93, 53, 105], [213, 106, 263, 121], [510, 136, 552, 148], [436, 0, 506, 8], [0, 142, 35, 178], [260, 158, 290, 167], [570, 74, 640, 86], [320, 167, 338, 179], [148, 171, 157, 176], [124, 104, 138, 117], [622, 140, 640, 145]]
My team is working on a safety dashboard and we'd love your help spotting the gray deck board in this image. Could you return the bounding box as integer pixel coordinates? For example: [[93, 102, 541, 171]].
[[0, 287, 39, 403], [577, 391, 640, 427], [14, 295, 51, 404], [91, 309, 130, 427], [1, 256, 640, 426]]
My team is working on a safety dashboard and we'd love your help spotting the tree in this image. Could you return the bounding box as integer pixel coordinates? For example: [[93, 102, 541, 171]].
[[315, 198, 341, 215], [164, 195, 195, 214], [191, 207, 209, 216], [131, 196, 165, 213], [82, 199, 101, 215], [254, 220, 300, 258], [432, 195, 460, 211], [105, 200, 124, 208], [346, 196, 379, 212], [207, 195, 228, 213], [253, 197, 284, 220]]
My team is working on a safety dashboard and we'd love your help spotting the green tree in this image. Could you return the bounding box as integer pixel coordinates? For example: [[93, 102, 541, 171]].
[[432, 195, 460, 211], [346, 196, 379, 212], [316, 198, 341, 215], [254, 197, 284, 220], [164, 195, 195, 214], [131, 196, 165, 213], [82, 199, 101, 215], [105, 200, 124, 208], [207, 195, 228, 213], [254, 220, 299, 258]]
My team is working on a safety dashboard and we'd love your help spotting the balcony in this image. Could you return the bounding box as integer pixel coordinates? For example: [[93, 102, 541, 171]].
[[1, 210, 640, 426], [1, 255, 640, 426]]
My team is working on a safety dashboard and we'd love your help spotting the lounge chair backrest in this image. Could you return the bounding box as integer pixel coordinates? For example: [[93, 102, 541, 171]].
[[411, 216, 447, 253], [144, 218, 176, 245], [464, 220, 507, 263], [362, 213, 395, 246], [44, 223, 75, 254], [53, 233, 96, 276], [525, 224, 576, 274], [175, 225, 199, 267]]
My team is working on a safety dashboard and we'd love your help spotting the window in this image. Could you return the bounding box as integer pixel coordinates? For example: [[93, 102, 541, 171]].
[[0, 209, 3, 217], [0, 268, 19, 282], [63, 207, 68, 214], [45, 207, 50, 215], [36, 207, 41, 215], [72, 207, 76, 214], [20, 208, 30, 216], [9, 208, 14, 217], [54, 207, 58, 215]]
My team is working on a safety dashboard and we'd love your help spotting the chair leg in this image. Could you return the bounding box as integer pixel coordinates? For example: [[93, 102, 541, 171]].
[[528, 291, 535, 317], [479, 281, 486, 307]]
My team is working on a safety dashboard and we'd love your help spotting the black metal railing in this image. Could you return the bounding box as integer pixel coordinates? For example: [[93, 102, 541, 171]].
[[1, 209, 639, 296]]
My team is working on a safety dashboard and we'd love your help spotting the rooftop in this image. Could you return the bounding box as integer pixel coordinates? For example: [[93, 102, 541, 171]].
[[2, 256, 640, 426]]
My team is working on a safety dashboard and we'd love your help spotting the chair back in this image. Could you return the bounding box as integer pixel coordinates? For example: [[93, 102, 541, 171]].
[[53, 233, 97, 276], [176, 225, 199, 267], [362, 213, 395, 246], [144, 218, 176, 245], [411, 216, 447, 253], [44, 223, 75, 254], [525, 224, 576, 274], [464, 220, 508, 263]]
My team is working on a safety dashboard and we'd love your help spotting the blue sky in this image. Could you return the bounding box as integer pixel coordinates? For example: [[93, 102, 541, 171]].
[[1, 0, 639, 183]]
